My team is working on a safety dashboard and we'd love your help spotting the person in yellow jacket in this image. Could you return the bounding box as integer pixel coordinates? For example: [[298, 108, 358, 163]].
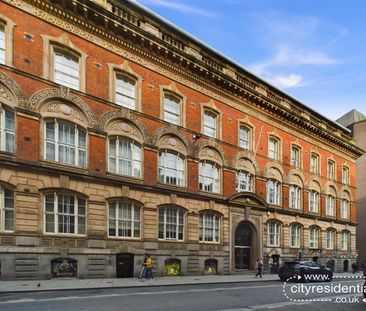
[[146, 255, 154, 280]]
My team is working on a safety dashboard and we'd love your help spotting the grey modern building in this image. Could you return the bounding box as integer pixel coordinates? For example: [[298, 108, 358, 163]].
[[337, 110, 366, 267]]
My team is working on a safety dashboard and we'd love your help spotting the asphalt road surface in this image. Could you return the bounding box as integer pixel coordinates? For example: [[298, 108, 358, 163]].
[[0, 279, 365, 311]]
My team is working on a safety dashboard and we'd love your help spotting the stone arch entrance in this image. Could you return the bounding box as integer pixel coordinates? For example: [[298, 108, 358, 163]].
[[234, 221, 258, 270]]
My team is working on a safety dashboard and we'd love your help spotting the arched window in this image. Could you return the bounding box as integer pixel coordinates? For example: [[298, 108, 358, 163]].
[[0, 185, 14, 232], [289, 185, 301, 209], [341, 231, 349, 251], [158, 206, 185, 241], [290, 224, 301, 247], [115, 74, 136, 110], [45, 119, 87, 168], [108, 136, 141, 177], [0, 104, 15, 153], [199, 160, 220, 193], [326, 195, 335, 216], [267, 179, 280, 205], [108, 199, 141, 238], [267, 221, 280, 246], [199, 212, 220, 243], [309, 190, 320, 213], [159, 150, 185, 186], [309, 226, 320, 249], [341, 199, 349, 219], [326, 229, 335, 249], [44, 193, 86, 235], [236, 171, 253, 192]]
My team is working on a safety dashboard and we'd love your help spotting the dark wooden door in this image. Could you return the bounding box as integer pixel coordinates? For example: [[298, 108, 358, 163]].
[[116, 253, 134, 278]]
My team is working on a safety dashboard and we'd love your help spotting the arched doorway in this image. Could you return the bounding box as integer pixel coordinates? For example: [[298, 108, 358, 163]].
[[343, 260, 349, 272], [235, 222, 252, 269]]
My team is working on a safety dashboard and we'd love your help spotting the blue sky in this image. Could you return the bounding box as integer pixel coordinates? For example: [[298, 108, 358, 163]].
[[133, 0, 366, 121]]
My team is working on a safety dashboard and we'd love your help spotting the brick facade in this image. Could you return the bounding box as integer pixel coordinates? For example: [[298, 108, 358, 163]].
[[0, 0, 362, 279]]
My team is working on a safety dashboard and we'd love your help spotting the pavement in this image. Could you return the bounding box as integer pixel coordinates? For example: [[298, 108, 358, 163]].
[[0, 272, 363, 293]]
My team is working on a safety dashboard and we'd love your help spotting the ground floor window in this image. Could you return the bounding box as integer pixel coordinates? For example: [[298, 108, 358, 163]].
[[164, 258, 181, 276], [204, 259, 217, 275]]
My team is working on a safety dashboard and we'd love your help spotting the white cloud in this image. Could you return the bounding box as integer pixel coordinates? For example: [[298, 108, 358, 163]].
[[247, 12, 346, 89], [269, 74, 303, 88], [134, 0, 217, 17]]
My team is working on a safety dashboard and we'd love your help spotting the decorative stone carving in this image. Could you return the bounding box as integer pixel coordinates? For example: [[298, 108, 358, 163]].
[[195, 139, 226, 165], [264, 162, 284, 181], [158, 135, 187, 155], [107, 120, 143, 143], [152, 126, 192, 155], [47, 103, 84, 122], [0, 86, 12, 102], [236, 158, 256, 175], [308, 179, 321, 192], [60, 175, 70, 189], [0, 71, 27, 107], [99, 109, 150, 143], [28, 88, 97, 127], [287, 173, 303, 187], [199, 146, 223, 166]]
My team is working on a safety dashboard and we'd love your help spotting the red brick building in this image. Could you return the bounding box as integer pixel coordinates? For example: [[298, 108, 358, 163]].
[[0, 0, 362, 279]]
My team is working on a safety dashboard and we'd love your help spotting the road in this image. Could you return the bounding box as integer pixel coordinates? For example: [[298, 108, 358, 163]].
[[0, 279, 365, 311]]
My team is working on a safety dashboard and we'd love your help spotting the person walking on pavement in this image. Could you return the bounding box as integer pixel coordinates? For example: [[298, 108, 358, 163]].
[[145, 254, 154, 280], [352, 262, 357, 274], [255, 258, 263, 278], [139, 253, 148, 280]]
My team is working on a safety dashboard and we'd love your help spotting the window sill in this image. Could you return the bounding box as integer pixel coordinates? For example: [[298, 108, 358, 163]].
[[43, 232, 86, 237], [199, 190, 222, 198], [157, 182, 187, 192], [107, 236, 141, 240], [158, 239, 185, 243], [106, 171, 144, 184], [40, 160, 87, 174], [198, 241, 220, 245]]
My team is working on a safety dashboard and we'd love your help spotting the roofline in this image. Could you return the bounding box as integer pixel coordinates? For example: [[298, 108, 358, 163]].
[[124, 0, 350, 134]]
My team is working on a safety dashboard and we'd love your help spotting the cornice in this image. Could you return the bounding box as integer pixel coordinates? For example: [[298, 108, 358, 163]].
[[2, 0, 363, 159]]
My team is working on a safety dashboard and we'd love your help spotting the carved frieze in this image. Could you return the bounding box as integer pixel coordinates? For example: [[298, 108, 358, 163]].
[[0, 71, 27, 107], [158, 135, 187, 155], [152, 126, 192, 155], [99, 108, 150, 143], [47, 103, 84, 122], [195, 139, 226, 165], [28, 88, 97, 127]]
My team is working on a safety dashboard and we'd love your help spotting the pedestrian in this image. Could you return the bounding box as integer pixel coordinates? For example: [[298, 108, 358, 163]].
[[139, 253, 148, 280], [352, 262, 357, 274], [255, 258, 263, 278], [145, 254, 154, 280]]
